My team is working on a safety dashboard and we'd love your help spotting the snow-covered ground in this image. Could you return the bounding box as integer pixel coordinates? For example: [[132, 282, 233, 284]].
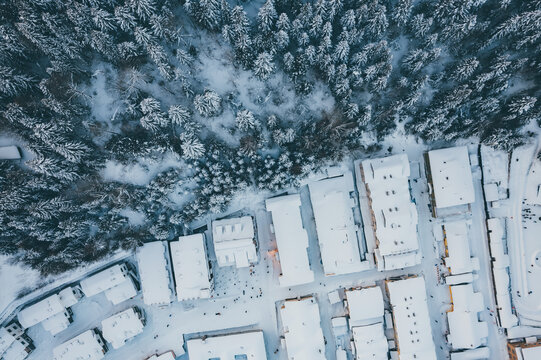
[[3, 138, 522, 360]]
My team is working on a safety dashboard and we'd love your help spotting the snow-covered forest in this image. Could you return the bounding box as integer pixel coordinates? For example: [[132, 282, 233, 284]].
[[1, 0, 540, 274]]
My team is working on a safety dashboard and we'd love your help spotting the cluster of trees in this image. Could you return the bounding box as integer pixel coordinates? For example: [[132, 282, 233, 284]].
[[0, 0, 540, 274]]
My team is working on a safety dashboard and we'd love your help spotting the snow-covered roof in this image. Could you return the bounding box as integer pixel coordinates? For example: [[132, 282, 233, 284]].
[[444, 221, 478, 275], [0, 146, 21, 160], [0, 327, 16, 355], [351, 323, 389, 360], [136, 242, 172, 306], [280, 297, 326, 360], [447, 284, 487, 350], [387, 277, 437, 360], [450, 347, 490, 360], [346, 287, 384, 327], [58, 287, 80, 308], [104, 276, 138, 305], [17, 294, 65, 329], [1, 340, 29, 360], [212, 216, 257, 268], [362, 154, 420, 271], [186, 331, 267, 360], [147, 351, 175, 360], [53, 330, 106, 360], [80, 264, 129, 297], [101, 308, 144, 350], [41, 311, 70, 335], [308, 171, 366, 276], [170, 234, 211, 301], [522, 346, 541, 360], [428, 146, 475, 209], [265, 194, 315, 287]]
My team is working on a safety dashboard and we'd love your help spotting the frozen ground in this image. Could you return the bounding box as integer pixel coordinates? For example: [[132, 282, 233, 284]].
[[3, 138, 515, 360]]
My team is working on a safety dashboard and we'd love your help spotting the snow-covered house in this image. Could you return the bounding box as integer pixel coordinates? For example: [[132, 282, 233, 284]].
[[101, 307, 145, 350], [53, 329, 107, 360], [361, 154, 421, 271], [136, 241, 172, 306], [308, 171, 368, 276], [211, 216, 258, 268], [345, 286, 389, 360], [280, 296, 326, 360], [265, 194, 315, 287], [427, 146, 475, 213], [186, 331, 267, 360], [170, 234, 212, 301], [486, 218, 517, 329], [146, 351, 176, 360], [443, 221, 480, 275], [17, 287, 82, 335], [80, 263, 138, 305], [0, 323, 33, 360], [386, 276, 437, 360], [0, 145, 21, 160], [447, 284, 488, 350], [508, 339, 541, 360]]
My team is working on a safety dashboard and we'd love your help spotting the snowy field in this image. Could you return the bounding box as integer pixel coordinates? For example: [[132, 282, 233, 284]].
[[2, 139, 515, 360]]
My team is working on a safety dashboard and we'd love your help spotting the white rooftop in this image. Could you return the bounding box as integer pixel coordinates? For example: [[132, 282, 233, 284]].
[[265, 194, 315, 287], [186, 331, 267, 360], [1, 340, 29, 360], [17, 294, 65, 329], [522, 346, 541, 360], [58, 287, 80, 308], [0, 146, 21, 160], [428, 146, 475, 209], [147, 351, 176, 360], [80, 264, 129, 297], [444, 221, 478, 275], [346, 287, 384, 327], [361, 154, 420, 271], [212, 216, 257, 268], [170, 234, 211, 301], [450, 347, 490, 360], [41, 311, 70, 335], [280, 297, 326, 360], [53, 330, 105, 360], [308, 171, 366, 276], [447, 284, 487, 350], [387, 277, 437, 360], [352, 323, 389, 360], [104, 277, 138, 305], [136, 241, 172, 306], [101, 308, 144, 350], [0, 327, 16, 355]]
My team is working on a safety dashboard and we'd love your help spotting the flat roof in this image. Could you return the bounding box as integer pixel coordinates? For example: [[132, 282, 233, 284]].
[[362, 154, 420, 270], [352, 323, 389, 360], [265, 194, 314, 287], [428, 146, 475, 209], [170, 234, 211, 301], [80, 264, 128, 297], [104, 277, 138, 305], [17, 294, 65, 329], [41, 311, 70, 335], [2, 340, 29, 360], [387, 277, 437, 360], [308, 171, 366, 276], [444, 221, 476, 275], [346, 287, 384, 326], [53, 330, 105, 360], [0, 146, 21, 160], [522, 346, 541, 360], [212, 216, 257, 268], [280, 297, 326, 360], [101, 308, 144, 349], [447, 284, 487, 350], [136, 241, 172, 305], [186, 331, 267, 359]]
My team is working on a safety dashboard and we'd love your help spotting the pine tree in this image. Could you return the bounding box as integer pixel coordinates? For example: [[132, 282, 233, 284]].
[[254, 52, 275, 80], [236, 109, 257, 131]]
